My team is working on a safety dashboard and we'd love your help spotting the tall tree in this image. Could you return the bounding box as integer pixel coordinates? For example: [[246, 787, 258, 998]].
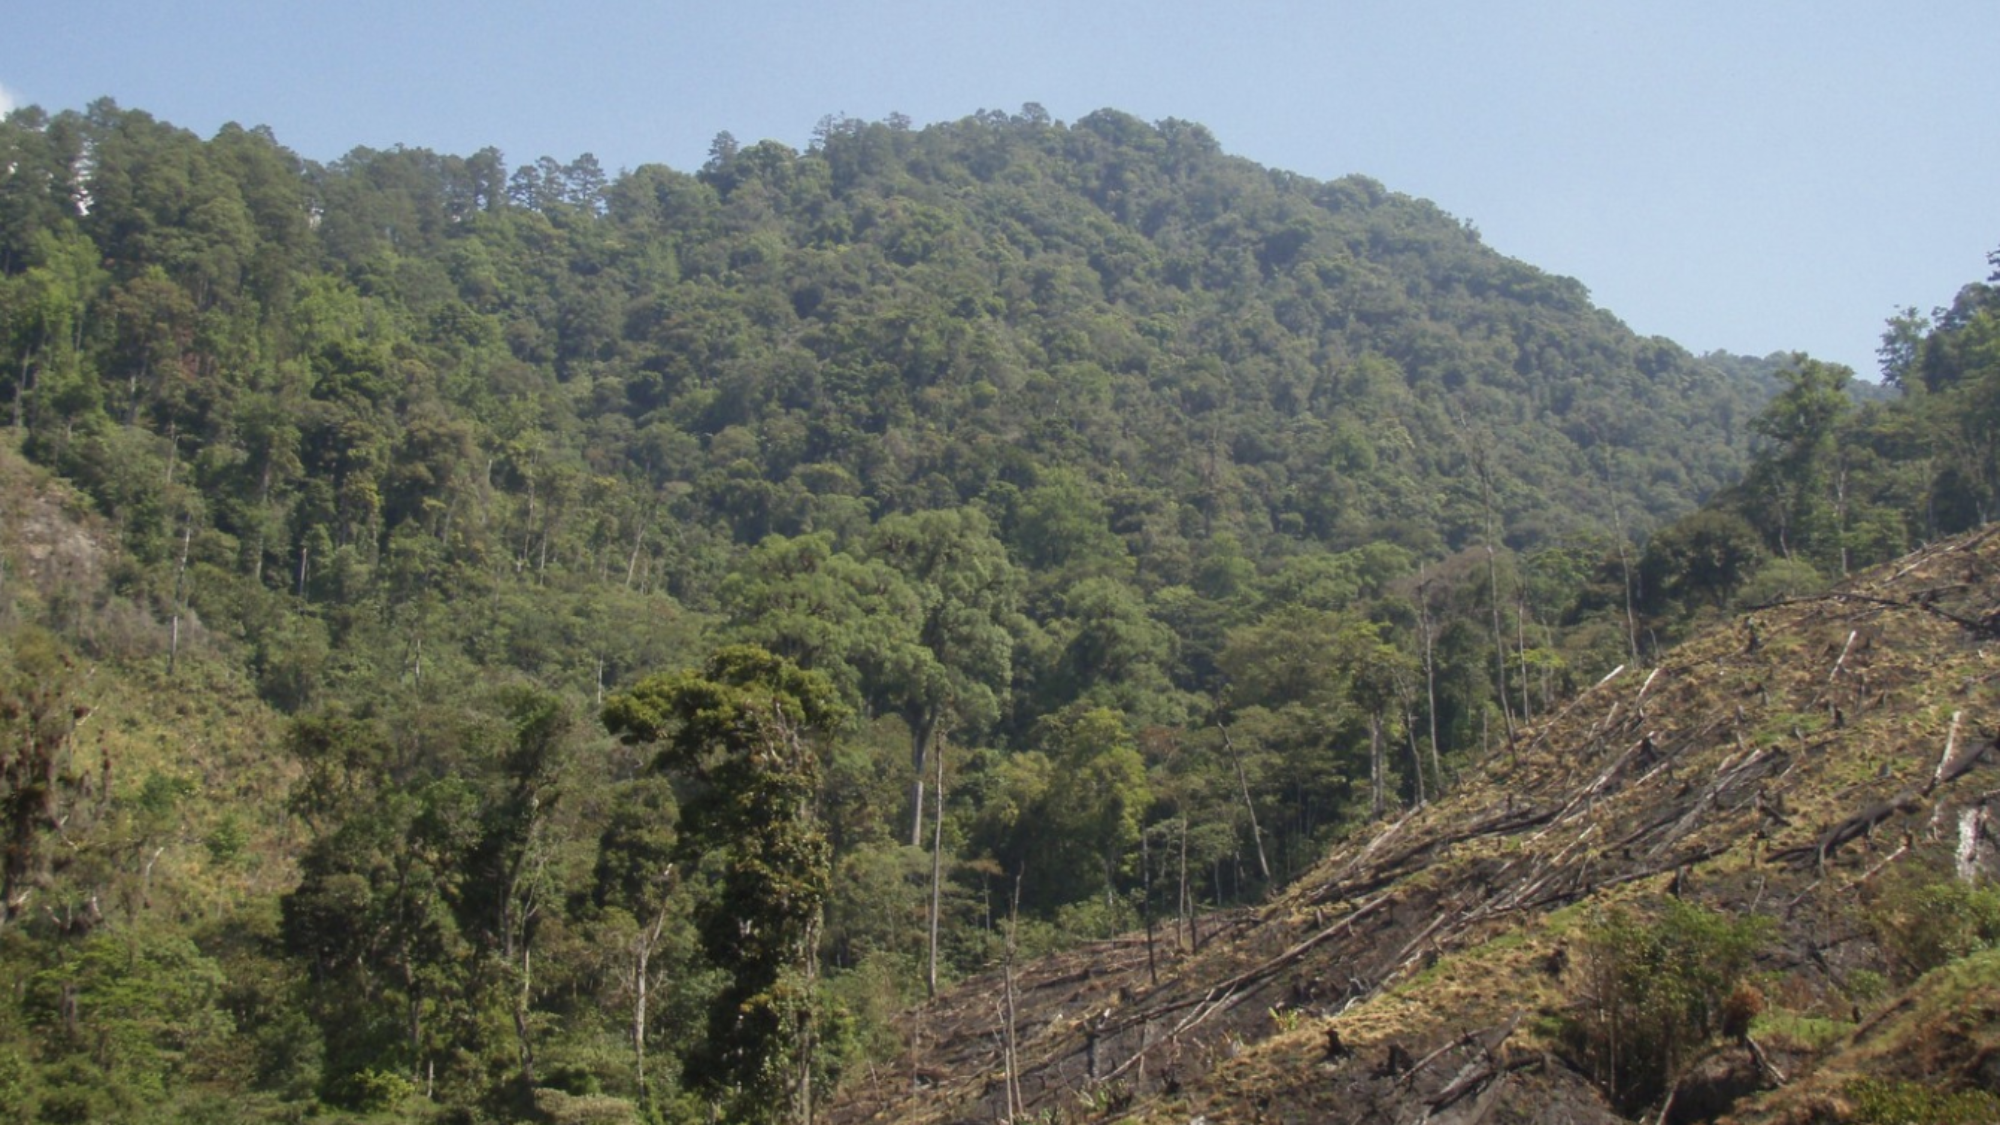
[[459, 688, 571, 1100], [591, 777, 680, 1107], [1742, 355, 1853, 569], [865, 509, 1021, 845], [603, 646, 849, 1125]]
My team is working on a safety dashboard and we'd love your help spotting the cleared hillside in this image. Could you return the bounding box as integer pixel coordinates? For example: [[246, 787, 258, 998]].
[[835, 527, 2000, 1124]]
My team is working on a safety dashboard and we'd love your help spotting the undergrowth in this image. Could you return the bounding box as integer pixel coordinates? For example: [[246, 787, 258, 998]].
[[1843, 1078, 2000, 1125], [1864, 862, 2000, 983], [1560, 900, 1772, 1115]]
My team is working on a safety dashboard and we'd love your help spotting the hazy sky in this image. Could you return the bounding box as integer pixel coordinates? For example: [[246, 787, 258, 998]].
[[6, 2, 1995, 378]]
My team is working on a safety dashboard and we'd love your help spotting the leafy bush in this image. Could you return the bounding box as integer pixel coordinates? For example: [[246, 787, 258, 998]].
[[1865, 868, 2000, 982], [1561, 900, 1771, 1114], [1843, 968, 1889, 1006], [341, 1066, 418, 1113]]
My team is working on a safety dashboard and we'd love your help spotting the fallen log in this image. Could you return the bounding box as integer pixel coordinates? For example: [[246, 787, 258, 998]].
[[1771, 791, 1925, 868]]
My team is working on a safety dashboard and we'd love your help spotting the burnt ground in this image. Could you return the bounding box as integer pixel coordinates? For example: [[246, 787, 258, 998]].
[[830, 528, 2000, 1124]]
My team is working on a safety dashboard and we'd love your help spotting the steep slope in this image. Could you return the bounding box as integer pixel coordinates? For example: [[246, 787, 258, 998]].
[[834, 527, 2000, 1123], [0, 437, 296, 910]]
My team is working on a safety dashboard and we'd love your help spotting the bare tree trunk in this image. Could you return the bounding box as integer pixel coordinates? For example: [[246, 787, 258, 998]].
[[168, 519, 192, 678], [1220, 725, 1271, 886], [633, 928, 653, 1099], [1368, 711, 1386, 818], [1177, 815, 1190, 952], [907, 711, 936, 848], [500, 837, 546, 1098], [797, 915, 819, 1125], [1417, 570, 1443, 786], [625, 516, 647, 587], [926, 735, 946, 999], [1836, 461, 1851, 577], [128, 355, 145, 425], [633, 868, 674, 1106], [1482, 518, 1517, 744], [1515, 590, 1533, 725], [1002, 872, 1024, 1121], [13, 347, 28, 429], [1401, 700, 1428, 807], [513, 944, 536, 1090], [1140, 826, 1157, 984], [402, 953, 422, 1088], [1609, 472, 1641, 662]]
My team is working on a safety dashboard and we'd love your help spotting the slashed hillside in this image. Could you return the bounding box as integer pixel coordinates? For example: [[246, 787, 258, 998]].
[[837, 527, 2000, 1124]]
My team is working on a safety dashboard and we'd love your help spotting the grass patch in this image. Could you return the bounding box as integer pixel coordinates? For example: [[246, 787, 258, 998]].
[[1843, 1078, 2000, 1125], [1749, 1010, 1853, 1051], [1751, 708, 1828, 747]]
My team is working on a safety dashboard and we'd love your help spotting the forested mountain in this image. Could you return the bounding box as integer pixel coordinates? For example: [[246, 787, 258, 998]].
[[0, 99, 1778, 773], [3, 95, 1967, 1123]]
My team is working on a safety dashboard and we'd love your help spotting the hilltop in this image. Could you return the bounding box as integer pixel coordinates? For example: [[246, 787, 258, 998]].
[[835, 526, 2000, 1124]]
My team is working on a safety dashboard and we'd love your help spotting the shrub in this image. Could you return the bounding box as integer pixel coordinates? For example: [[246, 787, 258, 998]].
[[1561, 900, 1771, 1114], [1865, 870, 2000, 982], [1843, 968, 1888, 1006], [341, 1066, 418, 1113]]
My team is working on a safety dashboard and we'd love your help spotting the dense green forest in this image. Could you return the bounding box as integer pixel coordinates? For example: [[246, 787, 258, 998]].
[[0, 97, 1990, 1122]]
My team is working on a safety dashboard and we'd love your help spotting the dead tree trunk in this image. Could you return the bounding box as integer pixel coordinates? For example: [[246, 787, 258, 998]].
[[1221, 724, 1272, 886], [926, 735, 947, 999]]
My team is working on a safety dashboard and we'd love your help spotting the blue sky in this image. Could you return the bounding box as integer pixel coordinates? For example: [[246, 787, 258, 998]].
[[6, 2, 1996, 378]]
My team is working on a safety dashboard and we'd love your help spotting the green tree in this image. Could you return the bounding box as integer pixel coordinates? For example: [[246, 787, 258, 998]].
[[603, 646, 850, 1125], [5, 226, 107, 438], [1565, 901, 1770, 1115], [970, 707, 1150, 913], [1010, 468, 1126, 577], [1741, 355, 1853, 568], [457, 688, 572, 1101], [1035, 707, 1149, 908], [282, 775, 472, 1107], [719, 533, 925, 704], [280, 697, 576, 1112], [865, 509, 1021, 845], [1637, 509, 1766, 612], [1038, 576, 1187, 727], [1218, 607, 1408, 873], [25, 927, 234, 1110], [1878, 306, 1931, 389], [591, 776, 683, 1106]]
